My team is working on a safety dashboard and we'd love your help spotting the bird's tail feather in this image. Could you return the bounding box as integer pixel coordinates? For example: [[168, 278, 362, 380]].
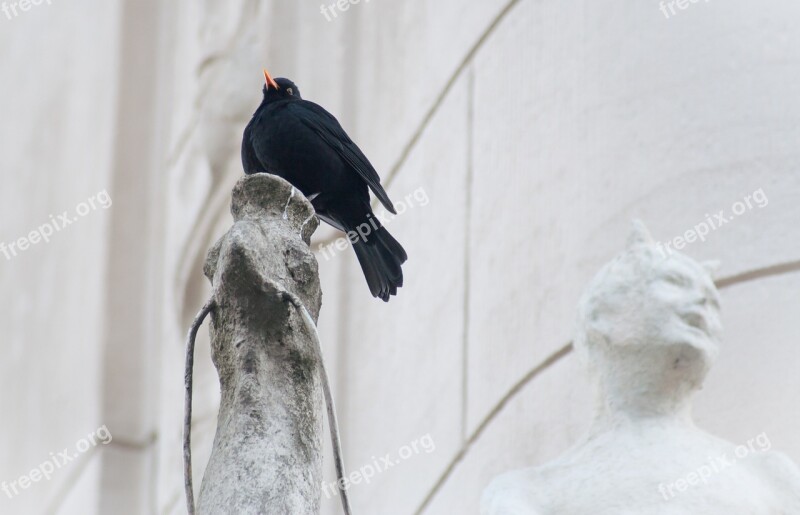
[[352, 226, 407, 302]]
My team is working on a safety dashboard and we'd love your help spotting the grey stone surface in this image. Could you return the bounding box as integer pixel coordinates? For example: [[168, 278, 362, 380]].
[[197, 173, 324, 514]]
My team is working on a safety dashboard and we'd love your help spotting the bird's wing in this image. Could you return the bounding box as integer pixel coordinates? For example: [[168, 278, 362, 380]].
[[241, 122, 263, 174], [288, 101, 397, 214]]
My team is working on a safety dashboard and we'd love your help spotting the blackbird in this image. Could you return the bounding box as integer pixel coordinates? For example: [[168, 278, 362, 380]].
[[242, 69, 407, 301]]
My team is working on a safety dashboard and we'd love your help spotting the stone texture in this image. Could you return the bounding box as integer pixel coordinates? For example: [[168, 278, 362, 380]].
[[197, 174, 323, 514]]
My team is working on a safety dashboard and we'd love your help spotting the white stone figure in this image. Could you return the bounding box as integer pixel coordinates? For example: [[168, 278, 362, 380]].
[[481, 221, 800, 515]]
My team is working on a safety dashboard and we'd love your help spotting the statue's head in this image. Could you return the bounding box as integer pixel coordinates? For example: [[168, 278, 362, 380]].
[[575, 221, 722, 406]]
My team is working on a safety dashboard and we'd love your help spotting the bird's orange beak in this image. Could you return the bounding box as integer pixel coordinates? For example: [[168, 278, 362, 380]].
[[263, 68, 279, 90]]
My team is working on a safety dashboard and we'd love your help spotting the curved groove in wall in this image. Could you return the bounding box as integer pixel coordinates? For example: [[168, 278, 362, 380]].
[[301, 0, 526, 253], [413, 261, 800, 514], [382, 0, 523, 191], [715, 260, 800, 289]]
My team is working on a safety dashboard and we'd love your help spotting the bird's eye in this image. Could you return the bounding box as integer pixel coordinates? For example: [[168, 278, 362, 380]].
[[287, 88, 294, 96]]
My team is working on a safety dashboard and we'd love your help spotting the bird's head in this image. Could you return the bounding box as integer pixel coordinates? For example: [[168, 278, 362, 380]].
[[262, 69, 301, 100]]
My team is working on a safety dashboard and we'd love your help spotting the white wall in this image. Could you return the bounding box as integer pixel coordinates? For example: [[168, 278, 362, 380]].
[[1, 1, 798, 514], [0, 0, 121, 513]]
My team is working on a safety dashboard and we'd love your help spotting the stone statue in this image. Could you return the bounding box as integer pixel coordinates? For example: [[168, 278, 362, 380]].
[[195, 173, 324, 514], [481, 221, 800, 515]]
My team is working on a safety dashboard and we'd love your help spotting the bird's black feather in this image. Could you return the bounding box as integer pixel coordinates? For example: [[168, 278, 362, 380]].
[[241, 76, 407, 301], [286, 101, 397, 215]]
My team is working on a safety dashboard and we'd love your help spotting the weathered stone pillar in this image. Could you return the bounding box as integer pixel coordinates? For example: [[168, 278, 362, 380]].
[[197, 173, 323, 514]]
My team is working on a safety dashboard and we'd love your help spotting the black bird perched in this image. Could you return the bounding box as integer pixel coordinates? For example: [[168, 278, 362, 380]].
[[242, 69, 407, 301]]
